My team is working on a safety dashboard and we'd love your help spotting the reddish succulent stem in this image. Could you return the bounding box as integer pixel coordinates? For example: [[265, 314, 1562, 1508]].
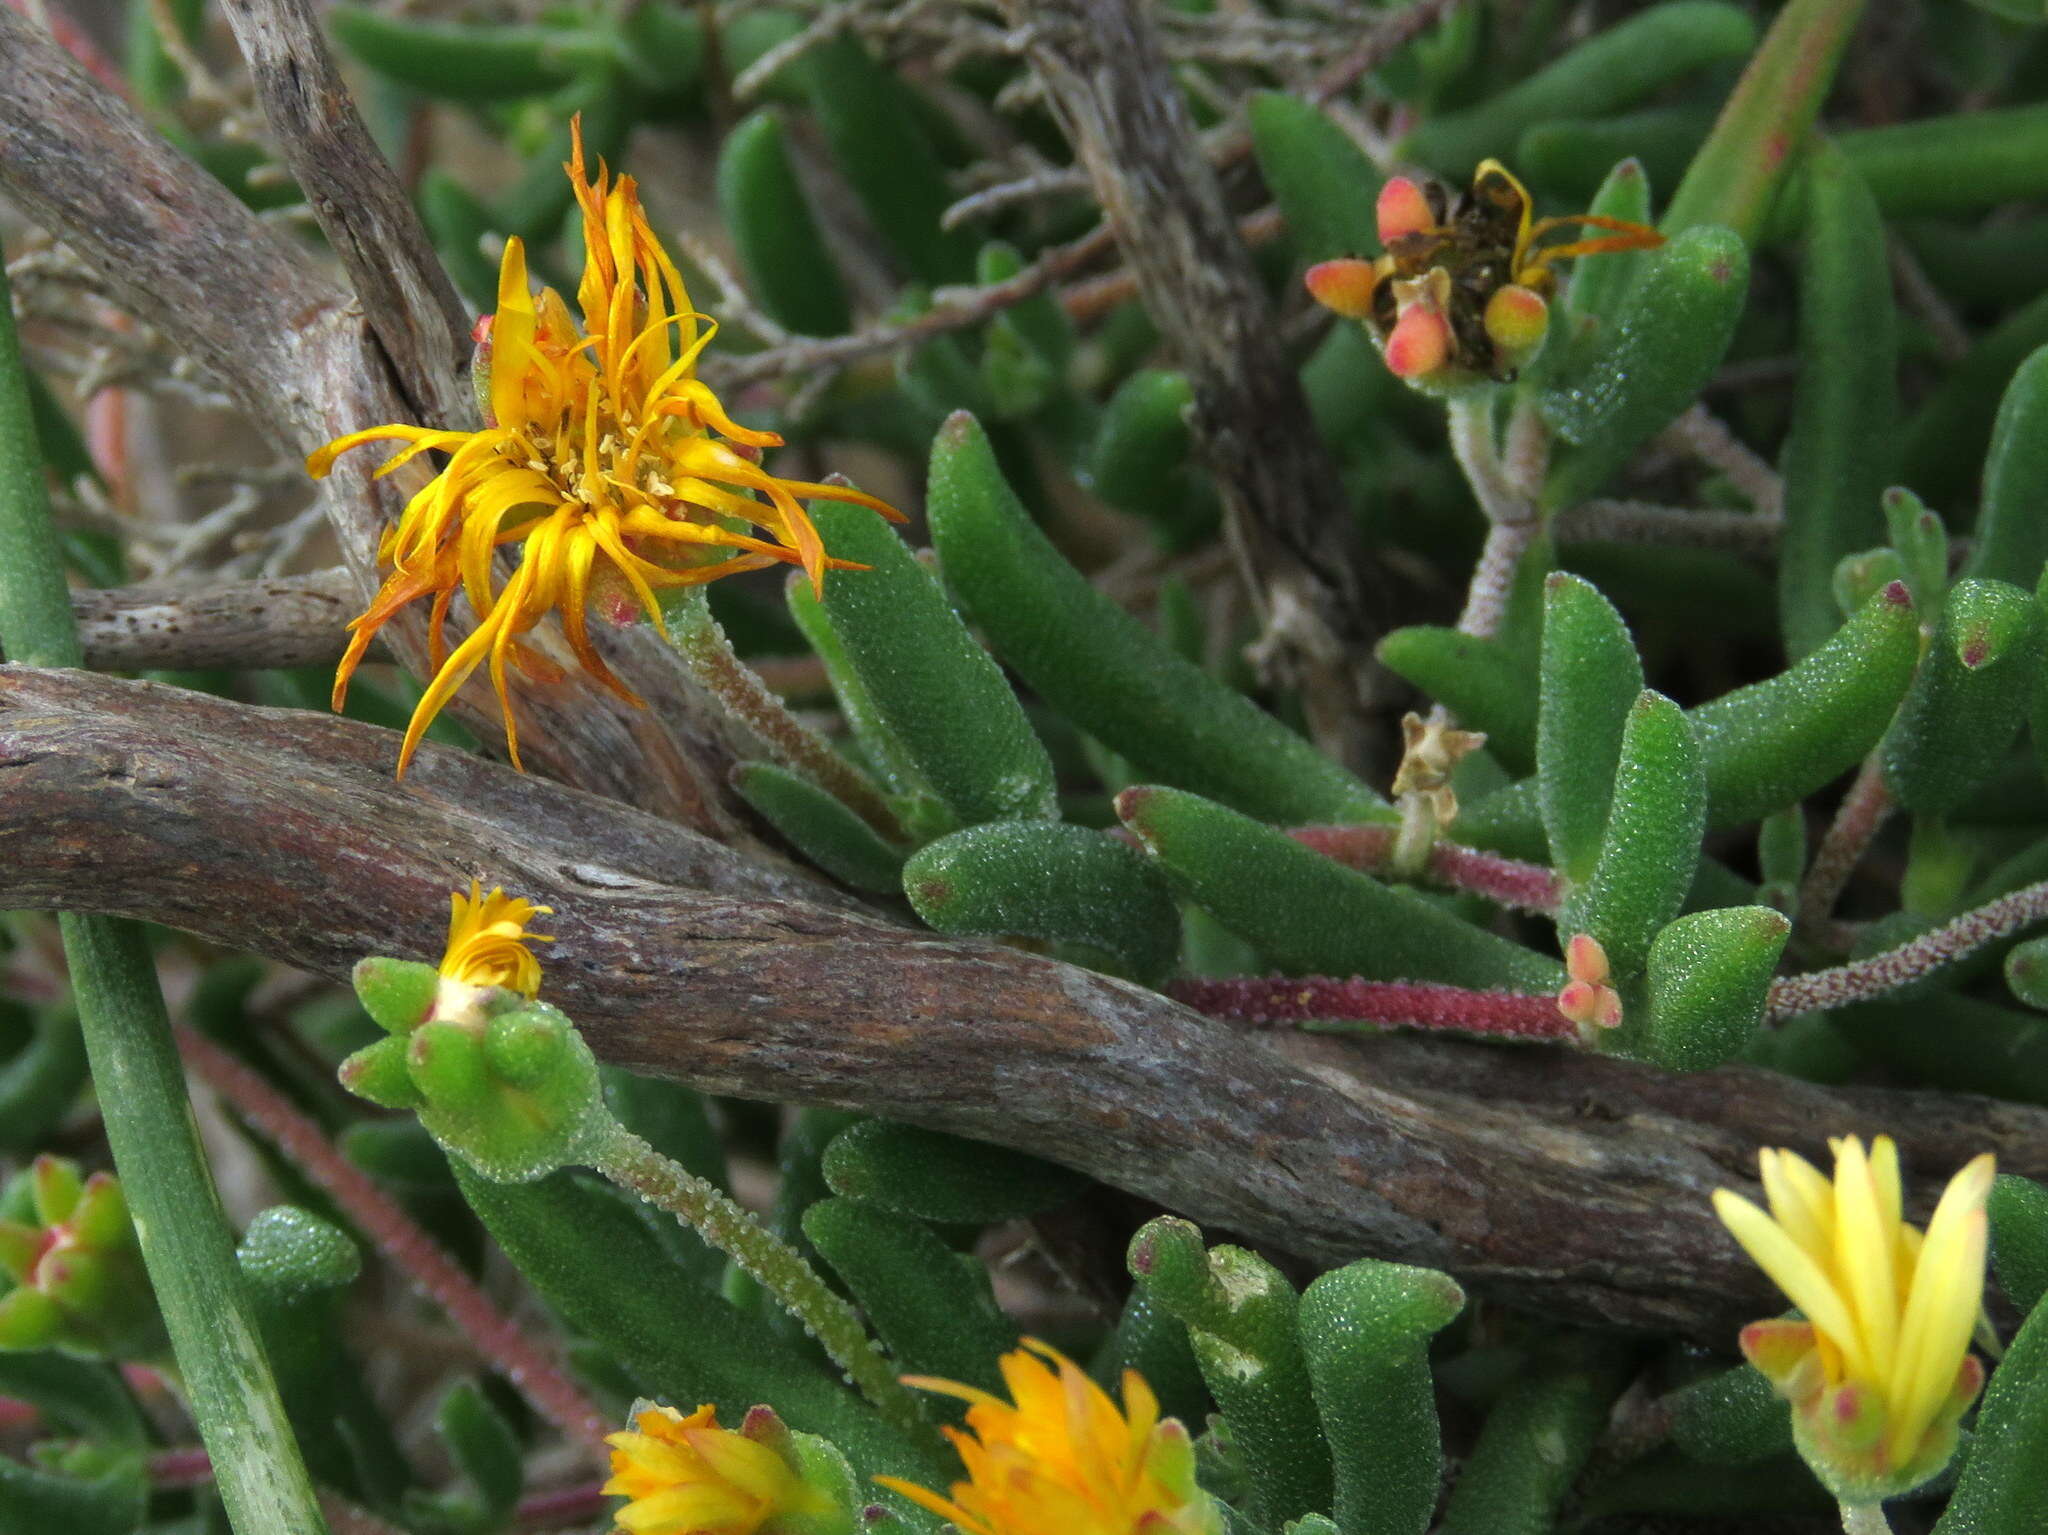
[[1768, 876, 2048, 1018], [1169, 977, 1573, 1040], [172, 1026, 614, 1463], [147, 1446, 214, 1488], [1797, 755, 1892, 947], [1287, 824, 1561, 912]]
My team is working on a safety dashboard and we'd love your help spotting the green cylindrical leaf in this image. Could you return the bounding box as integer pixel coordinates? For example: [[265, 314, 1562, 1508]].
[[1930, 1292, 2048, 1535], [1298, 1260, 1464, 1535], [1561, 692, 1707, 982], [734, 761, 906, 893], [430, 1380, 524, 1523], [352, 956, 437, 1035], [1438, 1340, 1632, 1535], [929, 413, 1388, 825], [1539, 226, 1750, 511], [1834, 993, 2048, 1108], [1840, 104, 2048, 223], [1087, 369, 1193, 507], [1615, 905, 1789, 1068], [1777, 142, 1898, 659], [1247, 92, 1382, 262], [1990, 1173, 2048, 1315], [1128, 1220, 1331, 1532], [327, 7, 610, 100], [1400, 2, 1756, 179], [717, 111, 852, 337], [1375, 626, 1536, 775], [1668, 1364, 1795, 1465], [802, 1198, 1018, 1407], [811, 500, 1056, 825], [1902, 288, 2048, 510], [794, 36, 972, 285], [1560, 157, 1656, 338], [1659, 0, 1867, 243], [903, 822, 1181, 984], [1098, 1278, 1210, 1428], [0, 1003, 86, 1153], [1118, 785, 1562, 992], [1517, 113, 1709, 205], [1883, 487, 1949, 627], [1689, 581, 1920, 829], [821, 1120, 1088, 1224], [1968, 345, 2048, 589], [1538, 574, 1645, 883], [1881, 578, 2045, 814], [2009, 936, 2048, 1012], [449, 1163, 946, 1485]]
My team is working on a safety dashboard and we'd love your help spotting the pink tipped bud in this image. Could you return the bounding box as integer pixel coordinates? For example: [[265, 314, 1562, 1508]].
[[1304, 258, 1379, 319], [1377, 177, 1435, 245], [470, 314, 494, 345], [1556, 980, 1621, 1030], [1383, 302, 1451, 379], [1483, 284, 1549, 362], [1565, 933, 1610, 986], [1739, 1318, 1822, 1399]]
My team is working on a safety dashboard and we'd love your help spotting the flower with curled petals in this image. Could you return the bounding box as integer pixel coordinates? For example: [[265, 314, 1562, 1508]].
[[309, 119, 902, 778], [876, 1340, 1223, 1535]]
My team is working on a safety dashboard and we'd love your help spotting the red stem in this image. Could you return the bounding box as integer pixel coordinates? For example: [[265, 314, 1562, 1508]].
[[1169, 976, 1573, 1040], [1287, 825, 1561, 912], [173, 1026, 614, 1464]]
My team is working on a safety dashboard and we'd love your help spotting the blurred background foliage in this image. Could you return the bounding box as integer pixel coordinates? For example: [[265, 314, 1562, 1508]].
[[11, 0, 2048, 1530]]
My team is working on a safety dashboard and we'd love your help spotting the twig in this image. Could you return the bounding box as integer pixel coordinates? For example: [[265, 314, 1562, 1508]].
[[704, 222, 1117, 389], [1555, 499, 1783, 555], [58, 569, 369, 674], [215, 0, 470, 430], [1768, 876, 2048, 1018], [1284, 824, 1561, 912], [174, 1025, 616, 1464], [1171, 976, 1573, 1040], [1796, 755, 1893, 947], [1657, 405, 1784, 517]]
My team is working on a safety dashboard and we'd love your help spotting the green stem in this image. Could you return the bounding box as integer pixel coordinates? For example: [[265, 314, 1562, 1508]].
[[590, 1121, 932, 1444], [0, 259, 331, 1534], [1839, 1502, 1892, 1535], [661, 587, 902, 839]]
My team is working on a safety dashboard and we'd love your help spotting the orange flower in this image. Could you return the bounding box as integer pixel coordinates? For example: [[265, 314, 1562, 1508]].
[[309, 121, 901, 777], [877, 1340, 1223, 1535]]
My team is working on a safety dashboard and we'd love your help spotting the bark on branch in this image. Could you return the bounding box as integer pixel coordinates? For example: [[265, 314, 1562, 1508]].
[[4, 666, 2040, 1337], [0, 8, 754, 833], [1002, 0, 1387, 758], [57, 570, 366, 673]]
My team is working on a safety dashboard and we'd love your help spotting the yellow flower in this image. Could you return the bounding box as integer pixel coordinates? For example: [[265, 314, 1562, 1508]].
[[309, 120, 902, 778], [604, 1403, 834, 1535], [439, 880, 551, 1003], [1712, 1135, 1994, 1499], [876, 1340, 1224, 1535]]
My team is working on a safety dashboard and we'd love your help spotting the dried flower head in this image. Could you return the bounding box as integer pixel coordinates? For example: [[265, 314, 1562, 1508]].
[[604, 1403, 836, 1535], [309, 120, 902, 776], [876, 1339, 1224, 1535], [1712, 1136, 1994, 1501], [1305, 158, 1662, 387]]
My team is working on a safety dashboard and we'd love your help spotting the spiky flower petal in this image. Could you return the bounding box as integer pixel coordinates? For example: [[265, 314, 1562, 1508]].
[[309, 120, 902, 777], [876, 1340, 1224, 1535], [1712, 1136, 1994, 1501]]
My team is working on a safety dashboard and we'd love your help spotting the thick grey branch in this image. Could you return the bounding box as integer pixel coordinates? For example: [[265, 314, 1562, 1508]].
[[216, 0, 471, 430], [60, 570, 364, 672], [5, 667, 2041, 1337], [1003, 0, 1385, 755], [0, 14, 756, 832]]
